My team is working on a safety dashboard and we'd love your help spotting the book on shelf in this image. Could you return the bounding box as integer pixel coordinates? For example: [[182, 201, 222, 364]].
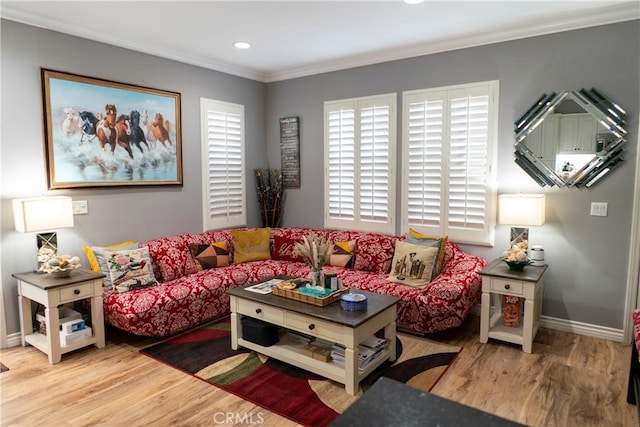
[[330, 335, 389, 372], [245, 278, 284, 294]]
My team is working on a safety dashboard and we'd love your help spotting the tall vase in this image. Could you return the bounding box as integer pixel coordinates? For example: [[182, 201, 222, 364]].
[[310, 269, 323, 287]]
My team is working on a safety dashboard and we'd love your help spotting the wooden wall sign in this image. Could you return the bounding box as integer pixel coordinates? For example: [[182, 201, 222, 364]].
[[279, 116, 300, 188]]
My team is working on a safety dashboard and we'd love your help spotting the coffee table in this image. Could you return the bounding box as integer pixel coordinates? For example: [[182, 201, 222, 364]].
[[227, 285, 400, 395]]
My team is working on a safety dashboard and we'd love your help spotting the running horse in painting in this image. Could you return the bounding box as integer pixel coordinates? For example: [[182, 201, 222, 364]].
[[115, 114, 134, 159], [96, 104, 118, 155], [151, 113, 172, 147]]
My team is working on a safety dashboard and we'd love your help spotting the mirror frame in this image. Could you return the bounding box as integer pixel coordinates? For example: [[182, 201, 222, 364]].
[[513, 88, 627, 188]]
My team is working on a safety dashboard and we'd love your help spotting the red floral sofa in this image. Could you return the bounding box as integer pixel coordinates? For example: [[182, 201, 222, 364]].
[[101, 227, 486, 337]]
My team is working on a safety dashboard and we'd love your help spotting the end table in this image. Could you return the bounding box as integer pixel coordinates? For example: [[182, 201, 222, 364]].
[[13, 269, 106, 364], [479, 259, 548, 353]]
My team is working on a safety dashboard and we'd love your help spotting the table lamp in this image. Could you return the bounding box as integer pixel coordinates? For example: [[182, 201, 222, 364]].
[[498, 194, 545, 250], [13, 196, 74, 269]]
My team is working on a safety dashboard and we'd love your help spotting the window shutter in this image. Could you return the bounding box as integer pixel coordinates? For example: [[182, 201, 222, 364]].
[[201, 99, 246, 230], [324, 94, 396, 234], [402, 82, 497, 245]]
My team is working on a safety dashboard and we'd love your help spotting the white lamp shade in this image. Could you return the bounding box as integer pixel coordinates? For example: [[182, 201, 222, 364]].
[[498, 194, 545, 227], [13, 197, 74, 233]]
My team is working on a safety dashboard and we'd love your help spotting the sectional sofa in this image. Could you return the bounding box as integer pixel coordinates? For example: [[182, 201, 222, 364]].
[[87, 227, 486, 337]]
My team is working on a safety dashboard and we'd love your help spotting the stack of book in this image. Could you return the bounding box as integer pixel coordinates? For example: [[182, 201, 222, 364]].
[[331, 336, 388, 372]]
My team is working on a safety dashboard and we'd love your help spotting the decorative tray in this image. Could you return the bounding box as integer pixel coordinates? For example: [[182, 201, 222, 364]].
[[272, 283, 348, 307]]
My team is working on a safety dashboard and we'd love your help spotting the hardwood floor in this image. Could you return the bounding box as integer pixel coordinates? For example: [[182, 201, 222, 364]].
[[1, 315, 637, 426]]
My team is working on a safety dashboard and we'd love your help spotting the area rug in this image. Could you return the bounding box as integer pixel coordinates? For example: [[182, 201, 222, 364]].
[[141, 318, 461, 427]]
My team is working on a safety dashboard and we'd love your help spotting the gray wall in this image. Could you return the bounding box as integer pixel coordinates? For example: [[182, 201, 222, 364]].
[[1, 18, 638, 337], [1, 20, 266, 336], [266, 21, 640, 330]]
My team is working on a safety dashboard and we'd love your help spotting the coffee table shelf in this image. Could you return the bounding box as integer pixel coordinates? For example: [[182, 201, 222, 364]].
[[227, 286, 399, 395]]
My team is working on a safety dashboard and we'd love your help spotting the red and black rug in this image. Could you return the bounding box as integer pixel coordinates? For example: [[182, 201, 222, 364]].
[[141, 318, 460, 427]]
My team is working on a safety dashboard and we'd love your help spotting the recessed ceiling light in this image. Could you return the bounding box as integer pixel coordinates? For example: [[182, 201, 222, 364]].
[[404, 0, 424, 4], [233, 41, 251, 49]]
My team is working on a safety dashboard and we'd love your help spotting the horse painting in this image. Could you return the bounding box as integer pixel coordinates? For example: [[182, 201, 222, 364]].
[[79, 111, 100, 143], [151, 113, 172, 147], [96, 104, 118, 154], [129, 110, 149, 153], [115, 114, 134, 159]]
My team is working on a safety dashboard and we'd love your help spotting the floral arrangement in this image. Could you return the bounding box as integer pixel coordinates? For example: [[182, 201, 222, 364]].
[[501, 241, 529, 262], [255, 168, 284, 227], [294, 232, 333, 272], [40, 254, 81, 273]]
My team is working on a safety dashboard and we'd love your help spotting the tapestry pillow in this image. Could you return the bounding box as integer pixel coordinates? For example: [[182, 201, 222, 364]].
[[82, 241, 138, 291], [231, 228, 271, 264], [388, 241, 439, 287], [105, 247, 158, 293], [188, 242, 229, 270], [271, 234, 304, 262], [329, 240, 356, 268], [406, 228, 448, 278]]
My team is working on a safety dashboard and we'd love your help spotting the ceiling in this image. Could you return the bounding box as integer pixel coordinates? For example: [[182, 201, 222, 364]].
[[2, 1, 638, 82]]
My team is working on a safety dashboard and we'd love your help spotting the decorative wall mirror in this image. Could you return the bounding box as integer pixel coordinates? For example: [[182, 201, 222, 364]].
[[513, 88, 627, 188]]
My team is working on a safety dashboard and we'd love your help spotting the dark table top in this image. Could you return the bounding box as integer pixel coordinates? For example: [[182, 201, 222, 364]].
[[227, 283, 400, 328], [331, 377, 524, 427], [12, 269, 105, 290], [480, 258, 548, 282]]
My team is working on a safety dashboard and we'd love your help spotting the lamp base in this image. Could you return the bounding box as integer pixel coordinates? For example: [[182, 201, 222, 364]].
[[36, 232, 58, 270], [509, 227, 529, 249]]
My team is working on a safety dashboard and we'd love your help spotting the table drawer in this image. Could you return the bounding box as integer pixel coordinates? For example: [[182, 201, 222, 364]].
[[59, 282, 93, 303], [490, 278, 523, 295], [237, 299, 284, 325], [286, 312, 344, 342]]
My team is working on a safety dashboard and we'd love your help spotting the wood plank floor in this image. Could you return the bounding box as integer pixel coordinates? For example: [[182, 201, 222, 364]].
[[1, 315, 637, 426]]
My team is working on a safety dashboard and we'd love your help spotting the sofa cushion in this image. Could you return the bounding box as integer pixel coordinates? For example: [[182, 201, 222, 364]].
[[105, 247, 157, 293], [405, 229, 448, 279], [189, 242, 229, 270], [231, 228, 271, 264], [271, 234, 304, 262], [82, 241, 139, 291], [328, 230, 401, 274], [140, 233, 205, 282], [329, 240, 356, 268], [388, 241, 438, 287]]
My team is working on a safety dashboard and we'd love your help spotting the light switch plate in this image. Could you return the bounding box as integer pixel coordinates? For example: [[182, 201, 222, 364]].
[[590, 202, 608, 217], [72, 200, 88, 215]]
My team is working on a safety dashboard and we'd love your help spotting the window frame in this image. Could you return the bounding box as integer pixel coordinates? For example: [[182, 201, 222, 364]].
[[200, 98, 246, 231], [401, 81, 498, 246], [323, 93, 397, 234]]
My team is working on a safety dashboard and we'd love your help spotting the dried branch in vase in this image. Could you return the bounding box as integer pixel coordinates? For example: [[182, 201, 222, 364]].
[[254, 168, 284, 227]]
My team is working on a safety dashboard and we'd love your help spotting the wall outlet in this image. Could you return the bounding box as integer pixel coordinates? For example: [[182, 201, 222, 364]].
[[72, 200, 88, 215], [590, 202, 608, 217]]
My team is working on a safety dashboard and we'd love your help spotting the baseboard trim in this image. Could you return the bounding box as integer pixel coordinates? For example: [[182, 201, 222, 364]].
[[471, 305, 625, 342], [6, 332, 22, 348]]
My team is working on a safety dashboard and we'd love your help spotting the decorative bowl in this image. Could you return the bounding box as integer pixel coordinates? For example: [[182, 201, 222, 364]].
[[499, 257, 532, 271], [47, 269, 73, 278]]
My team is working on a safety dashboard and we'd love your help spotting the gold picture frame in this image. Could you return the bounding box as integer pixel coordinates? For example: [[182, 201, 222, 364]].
[[41, 68, 183, 189]]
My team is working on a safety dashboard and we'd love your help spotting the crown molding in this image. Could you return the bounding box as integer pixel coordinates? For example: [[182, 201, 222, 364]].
[[0, 4, 268, 82], [2, 2, 638, 84], [264, 2, 640, 82]]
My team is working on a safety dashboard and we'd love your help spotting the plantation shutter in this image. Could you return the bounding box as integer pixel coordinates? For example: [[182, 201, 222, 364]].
[[324, 94, 396, 234], [402, 82, 497, 245], [200, 98, 246, 230]]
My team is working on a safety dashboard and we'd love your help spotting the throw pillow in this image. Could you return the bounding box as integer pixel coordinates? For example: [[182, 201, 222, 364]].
[[106, 247, 157, 293], [388, 241, 439, 287], [189, 242, 229, 270], [82, 241, 138, 291], [231, 228, 271, 264], [271, 234, 304, 262], [406, 228, 448, 278], [329, 240, 356, 268]]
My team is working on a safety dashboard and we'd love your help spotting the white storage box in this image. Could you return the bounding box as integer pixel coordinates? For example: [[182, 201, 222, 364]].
[[60, 326, 92, 347], [36, 306, 82, 335]]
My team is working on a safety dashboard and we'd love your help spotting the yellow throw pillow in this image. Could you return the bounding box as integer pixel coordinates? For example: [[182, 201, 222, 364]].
[[231, 228, 271, 264], [329, 240, 356, 268], [407, 228, 448, 276], [388, 241, 439, 287]]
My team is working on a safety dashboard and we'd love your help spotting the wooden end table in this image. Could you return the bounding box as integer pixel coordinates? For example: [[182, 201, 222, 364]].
[[13, 269, 106, 364], [479, 259, 548, 353]]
